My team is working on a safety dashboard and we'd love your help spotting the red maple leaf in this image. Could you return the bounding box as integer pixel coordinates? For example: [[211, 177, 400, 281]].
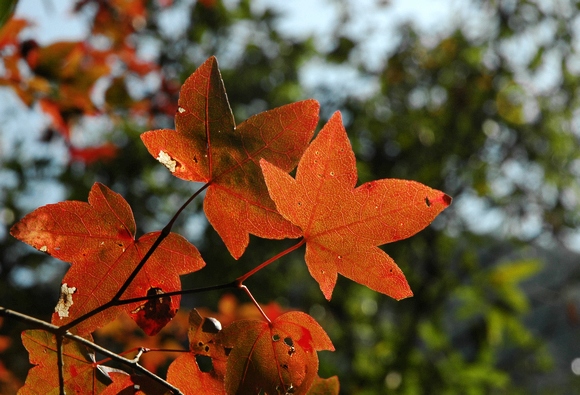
[[218, 311, 334, 395], [10, 183, 205, 335], [141, 56, 319, 259], [19, 330, 104, 395], [260, 112, 452, 300]]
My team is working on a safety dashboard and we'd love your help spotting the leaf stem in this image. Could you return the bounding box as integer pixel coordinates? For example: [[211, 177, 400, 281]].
[[236, 238, 306, 285], [240, 285, 271, 324], [233, 239, 306, 323]]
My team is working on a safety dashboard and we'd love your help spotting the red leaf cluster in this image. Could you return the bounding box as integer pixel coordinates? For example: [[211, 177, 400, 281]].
[[6, 55, 451, 394]]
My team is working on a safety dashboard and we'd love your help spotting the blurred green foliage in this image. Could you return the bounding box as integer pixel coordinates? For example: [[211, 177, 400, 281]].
[[2, 0, 580, 393]]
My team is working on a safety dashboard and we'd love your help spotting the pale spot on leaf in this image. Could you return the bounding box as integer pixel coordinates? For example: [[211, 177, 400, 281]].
[[157, 151, 177, 172], [177, 106, 186, 113], [55, 283, 77, 319], [40, 245, 47, 252]]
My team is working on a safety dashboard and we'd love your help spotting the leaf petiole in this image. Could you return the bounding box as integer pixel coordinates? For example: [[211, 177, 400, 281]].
[[236, 238, 306, 285], [240, 285, 271, 323]]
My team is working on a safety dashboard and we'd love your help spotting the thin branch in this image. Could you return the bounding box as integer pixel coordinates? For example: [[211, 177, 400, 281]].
[[116, 280, 237, 305], [0, 307, 184, 395], [95, 347, 189, 367], [56, 335, 64, 395]]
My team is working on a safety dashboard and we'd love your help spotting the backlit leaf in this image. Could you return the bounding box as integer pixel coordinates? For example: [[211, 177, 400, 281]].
[[141, 56, 319, 258], [10, 183, 205, 335], [219, 311, 334, 394], [261, 112, 451, 300], [19, 330, 104, 395]]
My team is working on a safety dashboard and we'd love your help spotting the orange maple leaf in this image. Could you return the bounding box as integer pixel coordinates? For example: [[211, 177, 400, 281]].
[[141, 56, 319, 259], [19, 330, 104, 394], [260, 112, 451, 300], [10, 183, 205, 335], [219, 312, 334, 395]]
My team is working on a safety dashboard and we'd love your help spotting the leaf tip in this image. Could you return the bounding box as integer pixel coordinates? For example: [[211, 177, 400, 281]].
[[394, 288, 414, 301]]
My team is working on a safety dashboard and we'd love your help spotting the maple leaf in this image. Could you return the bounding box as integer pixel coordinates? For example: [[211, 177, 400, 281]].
[[219, 311, 334, 395], [19, 330, 105, 395], [10, 182, 205, 335], [260, 112, 452, 300], [141, 56, 320, 259]]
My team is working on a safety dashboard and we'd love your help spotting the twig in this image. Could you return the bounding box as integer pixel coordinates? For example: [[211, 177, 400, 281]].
[[56, 335, 64, 395], [0, 307, 184, 395]]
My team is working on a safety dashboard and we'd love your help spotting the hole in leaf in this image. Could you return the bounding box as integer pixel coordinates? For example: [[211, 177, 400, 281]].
[[195, 355, 213, 373], [425, 197, 431, 207], [272, 334, 280, 342], [198, 341, 203, 347], [283, 337, 293, 347], [225, 347, 232, 356]]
